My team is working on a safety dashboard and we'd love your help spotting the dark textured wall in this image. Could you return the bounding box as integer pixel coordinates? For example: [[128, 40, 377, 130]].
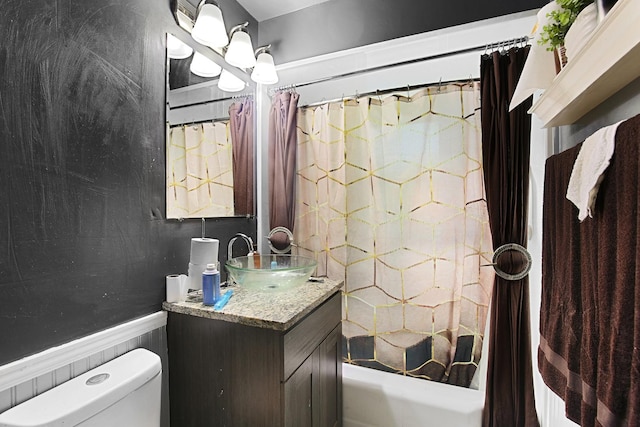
[[0, 0, 255, 365], [259, 0, 547, 64]]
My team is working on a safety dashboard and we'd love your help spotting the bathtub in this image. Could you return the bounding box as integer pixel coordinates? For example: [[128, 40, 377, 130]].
[[342, 363, 484, 427]]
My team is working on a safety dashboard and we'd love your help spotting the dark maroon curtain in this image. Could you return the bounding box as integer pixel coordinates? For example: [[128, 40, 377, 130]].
[[480, 47, 539, 427], [229, 98, 254, 216], [268, 91, 299, 236]]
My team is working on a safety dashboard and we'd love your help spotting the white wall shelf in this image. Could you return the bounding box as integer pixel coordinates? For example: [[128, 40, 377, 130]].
[[529, 0, 640, 128]]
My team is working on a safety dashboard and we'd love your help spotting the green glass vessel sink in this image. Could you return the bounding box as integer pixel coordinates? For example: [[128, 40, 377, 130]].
[[225, 255, 317, 291]]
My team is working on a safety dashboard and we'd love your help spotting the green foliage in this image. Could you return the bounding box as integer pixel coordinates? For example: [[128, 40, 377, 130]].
[[538, 0, 594, 51]]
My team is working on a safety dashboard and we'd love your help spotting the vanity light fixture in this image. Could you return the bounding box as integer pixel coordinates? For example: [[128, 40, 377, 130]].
[[218, 69, 246, 92], [224, 22, 256, 69], [191, 0, 229, 49], [251, 45, 278, 85], [167, 34, 193, 59], [190, 52, 222, 77]]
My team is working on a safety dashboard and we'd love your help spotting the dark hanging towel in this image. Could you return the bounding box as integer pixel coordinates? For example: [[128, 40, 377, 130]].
[[480, 46, 540, 427], [540, 113, 640, 427]]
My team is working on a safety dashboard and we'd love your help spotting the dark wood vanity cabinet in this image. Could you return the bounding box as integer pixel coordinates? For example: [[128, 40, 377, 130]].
[[167, 291, 342, 427], [284, 323, 341, 427]]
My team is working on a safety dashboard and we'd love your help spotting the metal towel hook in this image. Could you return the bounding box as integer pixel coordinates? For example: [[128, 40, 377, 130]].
[[482, 243, 532, 281]]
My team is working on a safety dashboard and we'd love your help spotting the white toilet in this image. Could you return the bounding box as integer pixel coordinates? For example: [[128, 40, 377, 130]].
[[0, 348, 162, 427]]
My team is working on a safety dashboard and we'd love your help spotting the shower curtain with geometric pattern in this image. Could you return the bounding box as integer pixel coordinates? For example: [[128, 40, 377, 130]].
[[166, 121, 235, 218], [295, 83, 494, 386]]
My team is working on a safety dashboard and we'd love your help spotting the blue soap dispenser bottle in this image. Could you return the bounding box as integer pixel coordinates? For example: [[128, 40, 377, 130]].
[[202, 263, 220, 306]]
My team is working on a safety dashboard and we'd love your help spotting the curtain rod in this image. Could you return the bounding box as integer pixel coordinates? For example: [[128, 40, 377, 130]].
[[169, 92, 253, 111], [167, 116, 230, 127], [270, 35, 530, 95], [298, 77, 480, 108]]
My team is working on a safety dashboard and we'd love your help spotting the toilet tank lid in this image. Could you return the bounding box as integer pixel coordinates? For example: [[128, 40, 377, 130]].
[[0, 348, 161, 427]]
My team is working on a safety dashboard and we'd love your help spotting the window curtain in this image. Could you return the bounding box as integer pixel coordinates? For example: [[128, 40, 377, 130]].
[[480, 47, 539, 427], [229, 98, 254, 216], [295, 84, 495, 386], [166, 121, 234, 218], [269, 91, 300, 242]]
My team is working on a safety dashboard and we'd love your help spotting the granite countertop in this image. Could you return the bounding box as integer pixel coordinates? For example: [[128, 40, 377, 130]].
[[162, 278, 343, 331]]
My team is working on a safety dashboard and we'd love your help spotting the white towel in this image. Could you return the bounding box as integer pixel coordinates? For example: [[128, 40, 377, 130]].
[[563, 3, 598, 62], [509, 1, 562, 111], [566, 121, 624, 221]]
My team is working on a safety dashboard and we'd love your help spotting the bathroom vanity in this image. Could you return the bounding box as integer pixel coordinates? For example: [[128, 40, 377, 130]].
[[163, 279, 343, 427]]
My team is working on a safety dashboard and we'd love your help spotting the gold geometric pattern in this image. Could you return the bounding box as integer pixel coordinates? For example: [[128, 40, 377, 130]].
[[295, 84, 494, 383], [166, 121, 235, 218]]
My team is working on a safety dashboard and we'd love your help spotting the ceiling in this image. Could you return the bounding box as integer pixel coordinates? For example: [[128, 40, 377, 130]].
[[235, 0, 333, 21]]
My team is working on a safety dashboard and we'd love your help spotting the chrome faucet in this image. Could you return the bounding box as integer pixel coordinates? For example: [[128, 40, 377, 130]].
[[227, 233, 254, 260]]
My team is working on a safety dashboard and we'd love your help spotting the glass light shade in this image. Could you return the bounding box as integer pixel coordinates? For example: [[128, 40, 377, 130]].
[[251, 52, 278, 84], [191, 4, 229, 48], [190, 52, 222, 78], [224, 31, 256, 69], [167, 34, 193, 59], [218, 70, 246, 92]]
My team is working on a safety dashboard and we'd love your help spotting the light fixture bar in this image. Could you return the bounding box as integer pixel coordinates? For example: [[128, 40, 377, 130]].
[[170, 27, 252, 85]]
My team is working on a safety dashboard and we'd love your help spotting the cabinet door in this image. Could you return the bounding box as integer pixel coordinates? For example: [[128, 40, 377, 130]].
[[284, 355, 314, 427], [314, 325, 342, 427]]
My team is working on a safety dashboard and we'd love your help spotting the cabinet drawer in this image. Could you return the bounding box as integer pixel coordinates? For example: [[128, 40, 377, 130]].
[[283, 292, 341, 381]]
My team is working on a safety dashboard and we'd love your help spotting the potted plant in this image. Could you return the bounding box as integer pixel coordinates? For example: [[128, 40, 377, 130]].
[[538, 0, 594, 71]]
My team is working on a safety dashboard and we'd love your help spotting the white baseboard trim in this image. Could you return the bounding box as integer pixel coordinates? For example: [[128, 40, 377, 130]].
[[0, 311, 167, 392]]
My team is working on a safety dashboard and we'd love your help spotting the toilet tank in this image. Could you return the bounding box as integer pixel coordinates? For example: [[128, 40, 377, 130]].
[[0, 348, 162, 427]]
